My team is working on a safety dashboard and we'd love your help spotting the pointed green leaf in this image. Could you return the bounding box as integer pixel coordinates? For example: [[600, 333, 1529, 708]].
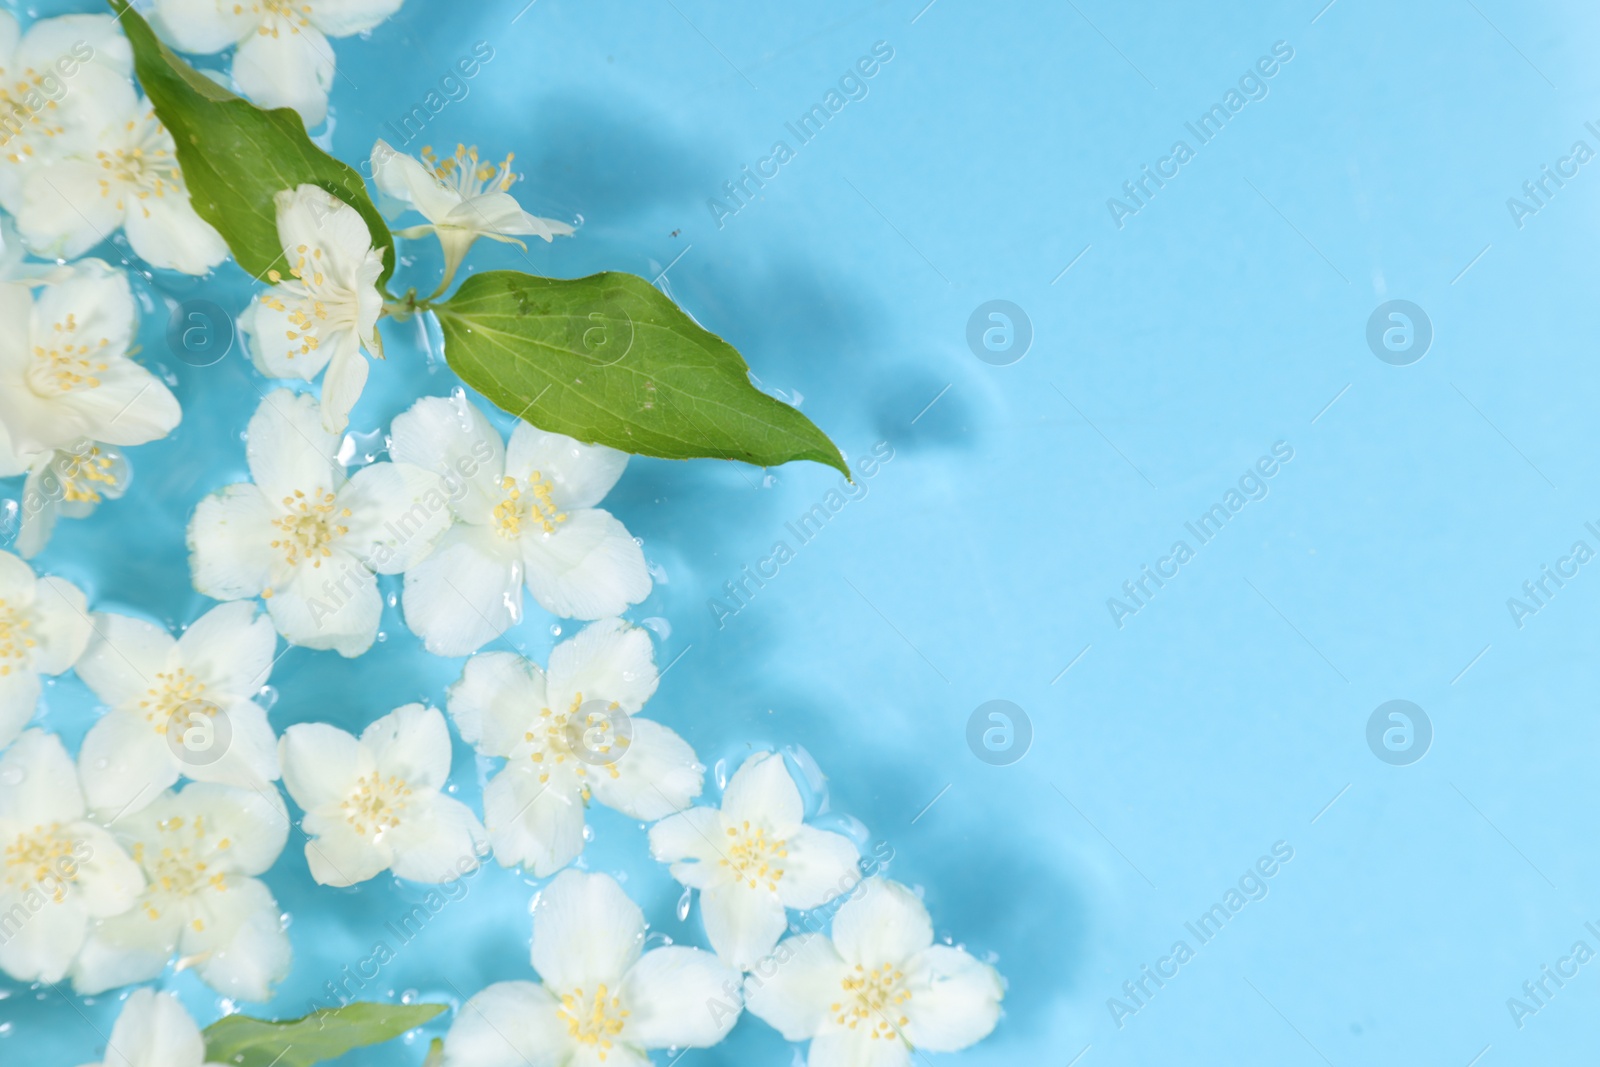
[[434, 271, 847, 476], [202, 1002, 445, 1067], [107, 0, 392, 286]]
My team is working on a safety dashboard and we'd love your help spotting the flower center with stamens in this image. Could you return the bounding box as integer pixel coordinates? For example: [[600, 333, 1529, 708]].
[[3, 823, 79, 903], [0, 598, 36, 678], [420, 143, 517, 201], [130, 815, 232, 929], [528, 693, 574, 782], [28, 312, 110, 395], [522, 692, 624, 785], [556, 983, 628, 1058], [138, 667, 208, 729], [832, 962, 912, 1039], [95, 116, 183, 217], [0, 67, 68, 165], [342, 773, 410, 837], [720, 820, 788, 891], [54, 445, 120, 504], [270, 488, 350, 567], [492, 473, 565, 539], [243, 0, 313, 35], [261, 244, 362, 361]]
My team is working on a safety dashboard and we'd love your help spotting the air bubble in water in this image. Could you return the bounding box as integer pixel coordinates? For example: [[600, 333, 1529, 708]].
[[676, 885, 692, 922]]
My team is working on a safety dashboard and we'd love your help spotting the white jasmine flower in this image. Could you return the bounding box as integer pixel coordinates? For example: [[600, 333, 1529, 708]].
[[0, 549, 90, 750], [76, 988, 228, 1067], [0, 12, 136, 212], [186, 389, 450, 657], [0, 729, 144, 983], [240, 185, 385, 434], [150, 0, 404, 127], [446, 617, 701, 877], [278, 702, 486, 886], [73, 601, 281, 818], [744, 878, 1004, 1067], [0, 259, 180, 478], [70, 782, 290, 1000], [391, 395, 650, 656], [12, 438, 128, 559], [650, 751, 861, 971], [372, 140, 572, 294], [442, 870, 740, 1067], [18, 99, 228, 275]]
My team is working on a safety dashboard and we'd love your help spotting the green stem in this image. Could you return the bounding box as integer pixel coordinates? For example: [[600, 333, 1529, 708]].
[[380, 288, 433, 321]]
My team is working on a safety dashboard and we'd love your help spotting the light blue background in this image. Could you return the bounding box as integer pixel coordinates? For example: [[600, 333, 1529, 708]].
[[5, 0, 1599, 1064]]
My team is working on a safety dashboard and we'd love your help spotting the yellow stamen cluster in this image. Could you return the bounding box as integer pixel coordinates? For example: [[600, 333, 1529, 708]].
[[242, 1, 313, 34], [3, 823, 78, 904], [261, 246, 332, 359], [556, 983, 628, 1059], [524, 692, 624, 784], [270, 489, 350, 567], [261, 234, 369, 365], [138, 666, 208, 730], [95, 116, 183, 218], [832, 962, 912, 1040], [421, 143, 518, 199], [29, 313, 110, 395], [0, 66, 69, 165], [342, 772, 410, 837], [0, 598, 36, 678], [492, 472, 566, 539], [720, 820, 788, 892], [131, 814, 231, 927], [56, 446, 119, 504]]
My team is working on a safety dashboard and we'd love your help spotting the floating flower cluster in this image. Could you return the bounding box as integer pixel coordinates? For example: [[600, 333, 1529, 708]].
[[0, 547, 292, 995], [149, 0, 405, 127], [0, 8, 1006, 1067]]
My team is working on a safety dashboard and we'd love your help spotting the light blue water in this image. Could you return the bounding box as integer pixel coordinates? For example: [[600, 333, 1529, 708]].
[[7, 0, 1600, 1064]]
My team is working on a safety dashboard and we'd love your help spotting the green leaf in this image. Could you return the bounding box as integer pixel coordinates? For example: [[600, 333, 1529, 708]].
[[202, 1002, 445, 1067], [434, 271, 848, 476], [107, 0, 393, 286], [422, 1038, 445, 1067]]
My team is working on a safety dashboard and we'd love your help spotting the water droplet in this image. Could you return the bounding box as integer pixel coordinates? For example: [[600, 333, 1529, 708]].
[[713, 758, 729, 791], [336, 429, 386, 466], [550, 623, 563, 637], [256, 685, 279, 711], [641, 616, 671, 640], [581, 824, 595, 842], [676, 885, 693, 922]]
